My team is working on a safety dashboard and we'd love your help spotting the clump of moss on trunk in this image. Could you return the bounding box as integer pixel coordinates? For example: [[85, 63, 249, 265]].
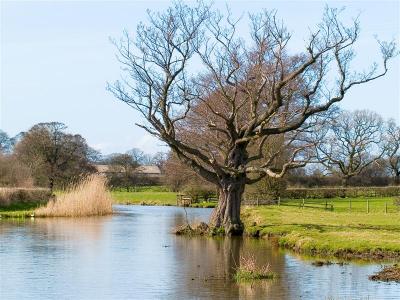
[[369, 264, 400, 283]]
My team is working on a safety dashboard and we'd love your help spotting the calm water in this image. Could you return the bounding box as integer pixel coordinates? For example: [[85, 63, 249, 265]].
[[0, 205, 399, 299]]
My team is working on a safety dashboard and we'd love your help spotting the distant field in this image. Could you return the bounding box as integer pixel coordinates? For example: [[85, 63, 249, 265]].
[[279, 197, 399, 213], [111, 190, 177, 206]]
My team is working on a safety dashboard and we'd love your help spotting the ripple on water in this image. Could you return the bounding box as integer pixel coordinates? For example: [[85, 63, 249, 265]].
[[0, 205, 399, 300]]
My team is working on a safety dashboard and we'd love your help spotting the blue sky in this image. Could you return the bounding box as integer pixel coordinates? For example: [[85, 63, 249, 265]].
[[1, 0, 399, 155]]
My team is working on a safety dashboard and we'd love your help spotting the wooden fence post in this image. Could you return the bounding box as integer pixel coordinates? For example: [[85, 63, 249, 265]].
[[349, 198, 352, 212], [278, 197, 281, 206], [385, 201, 388, 214], [302, 198, 305, 208], [367, 198, 369, 214]]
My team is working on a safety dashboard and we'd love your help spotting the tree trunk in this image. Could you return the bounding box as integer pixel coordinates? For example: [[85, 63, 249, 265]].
[[210, 176, 246, 236], [49, 177, 54, 193], [341, 177, 349, 187], [395, 173, 400, 186]]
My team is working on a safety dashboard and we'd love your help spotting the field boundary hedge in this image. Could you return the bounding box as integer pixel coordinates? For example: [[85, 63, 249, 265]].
[[283, 186, 400, 199], [0, 187, 52, 207], [245, 186, 400, 203]]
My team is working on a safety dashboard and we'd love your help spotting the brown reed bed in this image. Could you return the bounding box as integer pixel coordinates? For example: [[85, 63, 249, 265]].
[[35, 175, 113, 217]]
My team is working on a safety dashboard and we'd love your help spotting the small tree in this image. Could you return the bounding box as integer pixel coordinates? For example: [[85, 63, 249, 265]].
[[316, 110, 385, 186], [384, 119, 400, 185], [109, 2, 397, 234]]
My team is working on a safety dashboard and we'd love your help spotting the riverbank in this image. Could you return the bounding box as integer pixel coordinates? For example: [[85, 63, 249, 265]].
[[111, 190, 216, 207], [242, 205, 400, 260], [0, 202, 38, 218], [0, 190, 214, 218]]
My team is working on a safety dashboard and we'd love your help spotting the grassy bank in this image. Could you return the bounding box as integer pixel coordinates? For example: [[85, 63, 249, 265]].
[[0, 202, 38, 218], [243, 205, 400, 259], [112, 191, 217, 207]]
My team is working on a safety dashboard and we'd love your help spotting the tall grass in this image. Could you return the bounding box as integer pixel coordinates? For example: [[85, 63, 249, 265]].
[[35, 175, 113, 217], [234, 255, 275, 282]]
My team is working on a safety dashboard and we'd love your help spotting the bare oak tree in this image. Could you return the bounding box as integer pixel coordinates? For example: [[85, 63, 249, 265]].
[[384, 119, 400, 185], [109, 2, 397, 234], [316, 110, 385, 186]]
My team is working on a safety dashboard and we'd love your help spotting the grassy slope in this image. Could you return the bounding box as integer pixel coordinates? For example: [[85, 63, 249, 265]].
[[243, 205, 400, 259]]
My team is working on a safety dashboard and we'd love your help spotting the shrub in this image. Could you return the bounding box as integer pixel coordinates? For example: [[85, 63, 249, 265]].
[[181, 184, 216, 202], [35, 175, 113, 217], [0, 155, 34, 187], [244, 177, 287, 204], [0, 188, 52, 207]]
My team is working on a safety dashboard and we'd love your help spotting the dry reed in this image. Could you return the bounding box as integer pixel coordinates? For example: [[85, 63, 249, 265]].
[[234, 254, 275, 282], [35, 175, 113, 217]]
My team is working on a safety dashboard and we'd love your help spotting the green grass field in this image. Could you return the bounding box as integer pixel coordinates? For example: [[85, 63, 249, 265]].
[[243, 204, 400, 259], [111, 190, 178, 206], [279, 196, 398, 213]]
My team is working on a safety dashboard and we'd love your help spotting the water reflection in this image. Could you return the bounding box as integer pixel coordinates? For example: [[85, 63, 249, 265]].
[[0, 205, 399, 300]]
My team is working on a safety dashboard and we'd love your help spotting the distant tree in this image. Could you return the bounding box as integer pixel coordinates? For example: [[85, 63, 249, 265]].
[[109, 2, 397, 234], [87, 148, 102, 163], [384, 119, 400, 185], [151, 152, 168, 171], [316, 110, 385, 186], [350, 158, 390, 186], [15, 122, 96, 191], [126, 148, 146, 164], [163, 152, 204, 191], [107, 153, 140, 191], [0, 130, 11, 153]]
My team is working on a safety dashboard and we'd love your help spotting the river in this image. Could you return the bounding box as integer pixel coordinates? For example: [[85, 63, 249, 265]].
[[0, 205, 399, 299]]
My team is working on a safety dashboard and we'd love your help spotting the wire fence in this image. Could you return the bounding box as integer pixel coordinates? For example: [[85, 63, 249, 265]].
[[243, 195, 400, 213]]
